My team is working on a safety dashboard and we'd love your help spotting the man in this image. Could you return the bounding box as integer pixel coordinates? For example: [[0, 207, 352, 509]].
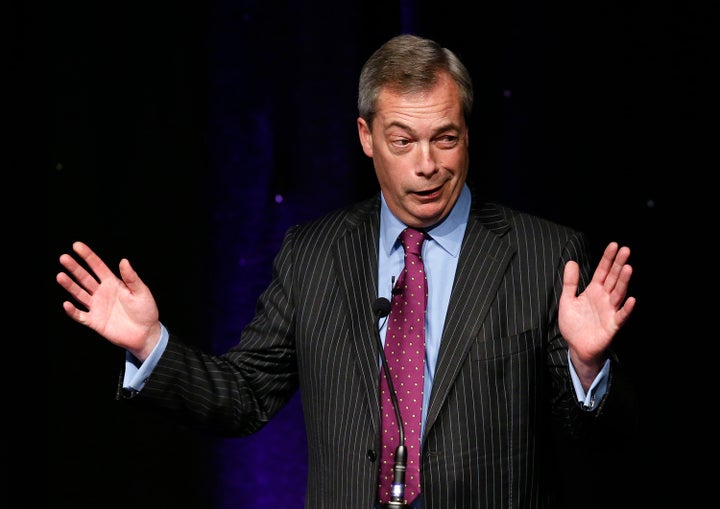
[[56, 34, 637, 508]]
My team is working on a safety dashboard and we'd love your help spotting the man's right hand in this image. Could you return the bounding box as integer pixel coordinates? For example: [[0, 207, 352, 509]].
[[56, 241, 162, 362]]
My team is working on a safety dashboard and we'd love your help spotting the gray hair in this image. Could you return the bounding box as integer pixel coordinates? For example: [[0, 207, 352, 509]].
[[357, 34, 474, 128]]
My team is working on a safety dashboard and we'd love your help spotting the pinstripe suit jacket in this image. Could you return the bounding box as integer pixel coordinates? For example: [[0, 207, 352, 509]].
[[134, 192, 635, 508]]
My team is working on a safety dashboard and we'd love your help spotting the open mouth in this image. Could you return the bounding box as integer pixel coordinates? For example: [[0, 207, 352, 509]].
[[415, 185, 442, 197]]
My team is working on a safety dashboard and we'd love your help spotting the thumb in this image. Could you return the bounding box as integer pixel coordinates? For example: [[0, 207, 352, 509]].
[[118, 258, 147, 294], [561, 260, 580, 301]]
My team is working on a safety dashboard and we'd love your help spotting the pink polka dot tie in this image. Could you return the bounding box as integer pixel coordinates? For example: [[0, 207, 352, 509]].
[[378, 227, 427, 505]]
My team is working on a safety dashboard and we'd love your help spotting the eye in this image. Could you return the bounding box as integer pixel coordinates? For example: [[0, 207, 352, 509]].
[[436, 135, 459, 148], [391, 137, 412, 148]]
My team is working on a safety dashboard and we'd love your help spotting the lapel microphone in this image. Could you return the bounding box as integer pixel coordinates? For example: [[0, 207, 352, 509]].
[[372, 297, 408, 508]]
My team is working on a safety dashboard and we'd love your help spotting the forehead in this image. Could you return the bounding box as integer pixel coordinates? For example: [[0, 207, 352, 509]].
[[375, 73, 464, 130]]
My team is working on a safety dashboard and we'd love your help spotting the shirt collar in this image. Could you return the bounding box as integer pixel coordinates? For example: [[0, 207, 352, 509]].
[[380, 184, 470, 258]]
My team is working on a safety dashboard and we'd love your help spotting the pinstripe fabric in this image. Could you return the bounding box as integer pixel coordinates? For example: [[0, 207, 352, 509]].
[[133, 192, 630, 508]]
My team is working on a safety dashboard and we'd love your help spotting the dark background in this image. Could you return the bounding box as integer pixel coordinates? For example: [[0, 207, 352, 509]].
[[41, 0, 708, 507]]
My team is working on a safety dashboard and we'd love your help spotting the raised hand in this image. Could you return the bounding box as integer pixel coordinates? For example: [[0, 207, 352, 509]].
[[56, 241, 162, 361], [559, 242, 636, 386]]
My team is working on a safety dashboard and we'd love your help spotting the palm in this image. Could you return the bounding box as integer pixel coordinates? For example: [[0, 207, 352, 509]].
[[85, 263, 158, 346], [559, 242, 635, 364], [57, 242, 160, 354]]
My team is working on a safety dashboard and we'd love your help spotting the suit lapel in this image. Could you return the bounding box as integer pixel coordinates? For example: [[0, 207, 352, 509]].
[[425, 203, 515, 435], [334, 196, 383, 434]]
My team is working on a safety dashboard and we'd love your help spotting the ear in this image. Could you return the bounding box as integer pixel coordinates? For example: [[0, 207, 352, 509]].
[[357, 117, 374, 158]]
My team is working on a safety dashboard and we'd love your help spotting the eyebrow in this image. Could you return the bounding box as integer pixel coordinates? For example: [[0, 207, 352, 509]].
[[385, 120, 461, 137]]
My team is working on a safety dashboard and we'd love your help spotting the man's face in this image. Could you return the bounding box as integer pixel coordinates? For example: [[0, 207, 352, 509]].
[[357, 72, 469, 229]]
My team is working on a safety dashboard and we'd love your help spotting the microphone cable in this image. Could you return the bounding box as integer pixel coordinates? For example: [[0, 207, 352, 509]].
[[372, 297, 408, 508]]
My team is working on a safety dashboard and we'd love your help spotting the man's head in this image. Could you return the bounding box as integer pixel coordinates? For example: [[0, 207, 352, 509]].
[[357, 34, 473, 229]]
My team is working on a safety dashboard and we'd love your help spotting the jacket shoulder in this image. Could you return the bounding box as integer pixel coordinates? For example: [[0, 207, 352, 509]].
[[472, 199, 580, 240], [289, 193, 380, 240]]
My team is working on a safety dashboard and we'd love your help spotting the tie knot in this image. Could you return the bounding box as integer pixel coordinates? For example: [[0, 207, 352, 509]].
[[400, 227, 425, 257]]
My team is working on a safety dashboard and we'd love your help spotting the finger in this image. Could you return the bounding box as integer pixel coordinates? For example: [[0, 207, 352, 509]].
[[610, 264, 633, 308], [591, 242, 619, 285], [72, 241, 118, 284], [118, 258, 143, 293], [61, 299, 87, 324], [56, 271, 93, 310], [561, 260, 580, 301], [58, 252, 100, 294], [604, 245, 631, 293], [614, 295, 636, 328]]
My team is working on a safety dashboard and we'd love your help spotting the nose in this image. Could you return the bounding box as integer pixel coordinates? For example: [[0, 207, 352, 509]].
[[415, 141, 438, 177]]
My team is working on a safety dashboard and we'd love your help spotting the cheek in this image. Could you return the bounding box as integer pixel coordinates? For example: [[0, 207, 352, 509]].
[[373, 158, 402, 190], [444, 149, 469, 172]]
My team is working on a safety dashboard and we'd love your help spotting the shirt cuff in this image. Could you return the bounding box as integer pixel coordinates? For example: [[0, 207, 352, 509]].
[[122, 324, 169, 393], [568, 351, 611, 411]]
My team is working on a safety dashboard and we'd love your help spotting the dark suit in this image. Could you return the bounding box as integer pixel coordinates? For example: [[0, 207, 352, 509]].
[[132, 192, 636, 508]]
